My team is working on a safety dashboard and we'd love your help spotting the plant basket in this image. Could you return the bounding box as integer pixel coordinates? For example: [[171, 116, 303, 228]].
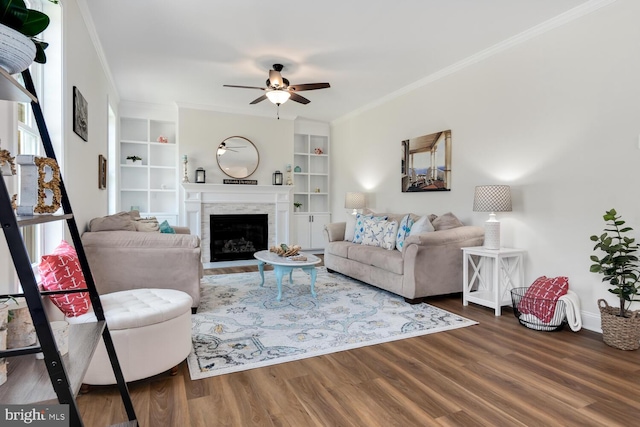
[[511, 287, 566, 332], [598, 299, 640, 350]]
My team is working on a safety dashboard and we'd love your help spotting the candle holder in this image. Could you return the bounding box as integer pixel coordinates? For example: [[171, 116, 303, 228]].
[[182, 157, 189, 183]]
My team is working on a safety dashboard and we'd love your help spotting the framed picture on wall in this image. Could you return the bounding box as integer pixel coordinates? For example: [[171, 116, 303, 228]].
[[73, 86, 88, 141], [401, 129, 452, 192], [98, 154, 107, 189]]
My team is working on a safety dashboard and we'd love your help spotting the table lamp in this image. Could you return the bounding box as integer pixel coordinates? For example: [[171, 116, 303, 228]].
[[345, 192, 365, 215], [473, 185, 512, 250]]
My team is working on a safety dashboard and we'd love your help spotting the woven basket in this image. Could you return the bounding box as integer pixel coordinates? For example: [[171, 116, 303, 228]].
[[598, 299, 640, 351]]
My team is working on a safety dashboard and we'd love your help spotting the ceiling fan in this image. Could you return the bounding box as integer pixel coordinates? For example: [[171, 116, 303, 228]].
[[223, 64, 330, 110]]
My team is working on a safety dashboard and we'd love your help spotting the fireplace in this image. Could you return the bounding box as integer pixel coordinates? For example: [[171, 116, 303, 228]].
[[210, 214, 268, 261]]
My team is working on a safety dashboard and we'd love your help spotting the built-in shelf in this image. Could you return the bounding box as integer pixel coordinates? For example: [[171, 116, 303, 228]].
[[120, 117, 179, 224]]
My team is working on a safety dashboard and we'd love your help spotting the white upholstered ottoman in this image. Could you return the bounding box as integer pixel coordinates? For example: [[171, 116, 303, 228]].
[[67, 288, 193, 385]]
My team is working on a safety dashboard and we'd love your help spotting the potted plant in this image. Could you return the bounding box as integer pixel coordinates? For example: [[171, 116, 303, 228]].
[[293, 202, 302, 212], [0, 0, 58, 73], [590, 208, 640, 350], [126, 155, 142, 164]]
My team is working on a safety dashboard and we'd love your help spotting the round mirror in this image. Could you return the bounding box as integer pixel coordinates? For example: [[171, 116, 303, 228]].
[[216, 136, 259, 179]]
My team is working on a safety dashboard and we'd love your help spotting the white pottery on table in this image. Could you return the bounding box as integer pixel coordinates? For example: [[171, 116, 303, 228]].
[[0, 24, 36, 75]]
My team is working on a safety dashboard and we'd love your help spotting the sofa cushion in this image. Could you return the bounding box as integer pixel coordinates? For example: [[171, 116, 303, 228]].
[[89, 211, 136, 232], [410, 215, 435, 235], [347, 244, 404, 275], [159, 220, 176, 234], [134, 216, 160, 232], [344, 215, 356, 241], [39, 240, 91, 317], [361, 218, 398, 250], [432, 212, 464, 230], [363, 209, 419, 225], [353, 213, 387, 243], [396, 214, 414, 251], [326, 240, 358, 258], [82, 230, 200, 249]]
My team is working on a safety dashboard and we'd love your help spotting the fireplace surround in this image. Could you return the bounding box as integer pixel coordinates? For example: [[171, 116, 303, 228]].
[[182, 184, 293, 263]]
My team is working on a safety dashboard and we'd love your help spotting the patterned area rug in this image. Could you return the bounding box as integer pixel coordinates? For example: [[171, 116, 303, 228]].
[[187, 268, 477, 380]]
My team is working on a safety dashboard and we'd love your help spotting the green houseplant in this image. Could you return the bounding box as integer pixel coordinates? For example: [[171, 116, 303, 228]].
[[0, 0, 58, 65], [590, 208, 640, 350]]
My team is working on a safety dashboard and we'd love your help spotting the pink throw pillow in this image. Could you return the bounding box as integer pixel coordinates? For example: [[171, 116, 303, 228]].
[[518, 276, 569, 323], [39, 240, 91, 317]]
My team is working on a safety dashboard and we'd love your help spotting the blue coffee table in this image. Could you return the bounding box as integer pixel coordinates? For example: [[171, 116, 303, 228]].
[[253, 250, 321, 301]]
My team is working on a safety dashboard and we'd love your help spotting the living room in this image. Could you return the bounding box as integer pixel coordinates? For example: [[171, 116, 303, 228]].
[[1, 0, 639, 425]]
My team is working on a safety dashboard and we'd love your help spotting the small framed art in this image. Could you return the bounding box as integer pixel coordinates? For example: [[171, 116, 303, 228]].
[[73, 86, 88, 141]]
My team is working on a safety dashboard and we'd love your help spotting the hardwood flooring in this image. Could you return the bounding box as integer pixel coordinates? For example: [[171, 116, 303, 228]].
[[77, 260, 640, 426]]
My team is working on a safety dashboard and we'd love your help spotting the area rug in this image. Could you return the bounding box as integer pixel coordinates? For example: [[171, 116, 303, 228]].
[[187, 267, 477, 380]]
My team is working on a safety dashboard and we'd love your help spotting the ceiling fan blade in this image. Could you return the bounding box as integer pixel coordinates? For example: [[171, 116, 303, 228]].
[[289, 92, 310, 105], [288, 83, 330, 91], [223, 85, 265, 90], [250, 94, 268, 104], [269, 69, 284, 87]]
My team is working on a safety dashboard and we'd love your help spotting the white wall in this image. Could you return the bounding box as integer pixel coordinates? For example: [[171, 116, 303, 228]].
[[62, 0, 119, 230], [178, 107, 294, 186], [330, 0, 639, 331]]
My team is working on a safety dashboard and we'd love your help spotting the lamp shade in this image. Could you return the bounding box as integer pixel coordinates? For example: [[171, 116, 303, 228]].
[[473, 185, 512, 212], [345, 192, 365, 215], [266, 90, 291, 105]]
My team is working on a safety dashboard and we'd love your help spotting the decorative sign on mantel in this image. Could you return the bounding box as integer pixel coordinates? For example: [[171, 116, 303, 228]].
[[223, 179, 258, 185]]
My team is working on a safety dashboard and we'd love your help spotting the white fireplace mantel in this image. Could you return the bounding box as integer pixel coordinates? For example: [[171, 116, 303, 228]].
[[182, 184, 293, 260]]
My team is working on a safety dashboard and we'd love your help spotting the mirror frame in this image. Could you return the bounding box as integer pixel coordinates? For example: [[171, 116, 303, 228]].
[[216, 136, 260, 179]]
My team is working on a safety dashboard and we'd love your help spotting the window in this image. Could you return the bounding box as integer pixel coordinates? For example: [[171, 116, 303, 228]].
[[16, 69, 44, 261]]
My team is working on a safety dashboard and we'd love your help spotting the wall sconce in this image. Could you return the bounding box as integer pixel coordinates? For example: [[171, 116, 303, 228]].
[[272, 170, 283, 185], [195, 167, 206, 183]]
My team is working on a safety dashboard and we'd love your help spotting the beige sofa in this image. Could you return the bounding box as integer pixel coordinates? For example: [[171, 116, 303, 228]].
[[81, 212, 202, 311], [323, 212, 484, 303]]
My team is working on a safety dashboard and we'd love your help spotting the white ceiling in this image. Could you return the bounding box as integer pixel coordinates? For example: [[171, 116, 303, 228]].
[[83, 0, 594, 123]]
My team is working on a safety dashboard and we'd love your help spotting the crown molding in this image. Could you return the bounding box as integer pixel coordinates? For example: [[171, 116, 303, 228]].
[[332, 0, 617, 126]]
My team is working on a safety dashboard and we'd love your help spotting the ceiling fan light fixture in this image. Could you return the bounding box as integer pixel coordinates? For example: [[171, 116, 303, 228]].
[[266, 90, 291, 105]]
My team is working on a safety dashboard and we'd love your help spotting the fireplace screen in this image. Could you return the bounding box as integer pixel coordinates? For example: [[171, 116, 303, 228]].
[[210, 214, 268, 261]]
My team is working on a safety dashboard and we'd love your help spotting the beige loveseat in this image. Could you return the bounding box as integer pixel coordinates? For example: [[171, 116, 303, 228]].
[[81, 212, 203, 311], [324, 211, 484, 303]]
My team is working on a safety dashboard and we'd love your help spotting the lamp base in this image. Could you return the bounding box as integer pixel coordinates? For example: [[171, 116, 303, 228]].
[[484, 215, 500, 250]]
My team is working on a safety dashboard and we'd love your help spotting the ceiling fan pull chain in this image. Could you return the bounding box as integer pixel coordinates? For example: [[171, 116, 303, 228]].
[[277, 104, 280, 120]]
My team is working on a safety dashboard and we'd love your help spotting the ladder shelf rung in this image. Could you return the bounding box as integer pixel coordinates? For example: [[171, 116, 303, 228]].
[[15, 213, 73, 227]]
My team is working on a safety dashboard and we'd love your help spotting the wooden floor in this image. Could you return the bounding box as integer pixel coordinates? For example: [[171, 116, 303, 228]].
[[77, 261, 640, 426]]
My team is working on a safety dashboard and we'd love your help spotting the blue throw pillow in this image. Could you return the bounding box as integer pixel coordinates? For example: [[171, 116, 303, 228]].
[[396, 214, 415, 251], [159, 220, 176, 234], [353, 213, 387, 243]]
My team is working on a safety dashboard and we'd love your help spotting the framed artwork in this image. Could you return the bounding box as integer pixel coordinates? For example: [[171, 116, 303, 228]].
[[401, 129, 452, 192], [73, 86, 88, 141], [98, 154, 107, 189]]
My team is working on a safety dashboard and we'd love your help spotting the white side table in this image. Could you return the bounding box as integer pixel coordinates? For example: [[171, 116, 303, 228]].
[[462, 246, 526, 316]]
